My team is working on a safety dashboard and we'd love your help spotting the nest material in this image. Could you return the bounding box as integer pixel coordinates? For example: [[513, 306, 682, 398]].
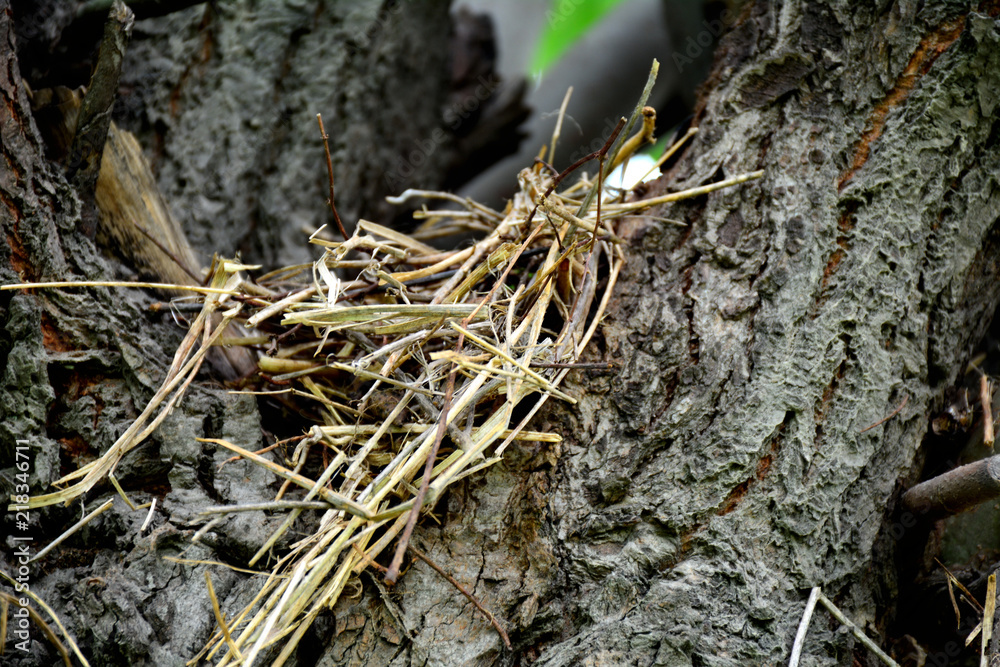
[[195, 164, 630, 666], [7, 61, 767, 666], [194, 155, 765, 666]]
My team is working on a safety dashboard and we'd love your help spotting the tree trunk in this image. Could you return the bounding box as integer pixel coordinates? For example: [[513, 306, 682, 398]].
[[2, 1, 999, 666], [14, 0, 453, 267], [1, 2, 450, 666], [111, 0, 453, 267], [349, 3, 1000, 666]]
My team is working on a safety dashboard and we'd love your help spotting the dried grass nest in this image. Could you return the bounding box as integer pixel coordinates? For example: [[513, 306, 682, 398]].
[[7, 62, 763, 666]]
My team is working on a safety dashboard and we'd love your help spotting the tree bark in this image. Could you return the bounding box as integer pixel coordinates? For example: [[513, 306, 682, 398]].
[[347, 3, 1000, 666], [111, 0, 453, 267], [14, 0, 453, 268], [1, 3, 284, 663], [1, 2, 451, 666], [2, 1, 1000, 667]]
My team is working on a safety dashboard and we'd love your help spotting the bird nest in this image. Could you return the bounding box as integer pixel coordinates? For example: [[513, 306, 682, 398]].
[[10, 61, 764, 666], [192, 148, 632, 666]]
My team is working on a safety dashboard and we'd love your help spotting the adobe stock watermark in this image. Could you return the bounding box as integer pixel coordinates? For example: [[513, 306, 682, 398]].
[[671, 7, 741, 73], [9, 439, 34, 653], [383, 73, 502, 191]]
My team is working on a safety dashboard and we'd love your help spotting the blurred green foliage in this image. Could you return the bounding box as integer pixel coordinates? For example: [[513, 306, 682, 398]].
[[529, 0, 628, 76]]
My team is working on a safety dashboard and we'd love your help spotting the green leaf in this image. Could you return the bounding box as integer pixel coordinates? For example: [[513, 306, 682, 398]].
[[529, 0, 629, 76]]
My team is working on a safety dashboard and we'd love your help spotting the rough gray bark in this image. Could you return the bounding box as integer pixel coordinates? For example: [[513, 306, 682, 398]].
[[2, 5, 279, 665], [16, 0, 453, 268], [334, 3, 1000, 666], [113, 0, 452, 268], [1, 1, 451, 666], [3, 2, 1000, 667]]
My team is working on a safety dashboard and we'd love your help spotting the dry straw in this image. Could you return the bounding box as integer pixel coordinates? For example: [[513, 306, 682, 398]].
[[5, 60, 764, 665]]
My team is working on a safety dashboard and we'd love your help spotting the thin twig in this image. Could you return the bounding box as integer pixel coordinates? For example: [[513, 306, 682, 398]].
[[352, 543, 390, 575], [816, 591, 900, 666], [223, 438, 293, 467], [129, 218, 204, 284], [788, 587, 820, 667], [860, 394, 909, 433], [529, 361, 616, 371], [936, 558, 985, 614], [316, 113, 348, 241], [947, 575, 963, 630], [525, 117, 626, 252], [533, 157, 559, 177], [788, 586, 899, 666], [582, 115, 625, 284], [385, 368, 457, 584], [140, 498, 157, 532], [902, 455, 1000, 521], [205, 571, 243, 663], [981, 374, 994, 448], [408, 544, 513, 651], [549, 86, 573, 165], [610, 170, 765, 214], [0, 281, 235, 295], [982, 573, 995, 667], [29, 499, 115, 563], [593, 137, 605, 256], [200, 500, 334, 514], [990, 576, 1000, 661]]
